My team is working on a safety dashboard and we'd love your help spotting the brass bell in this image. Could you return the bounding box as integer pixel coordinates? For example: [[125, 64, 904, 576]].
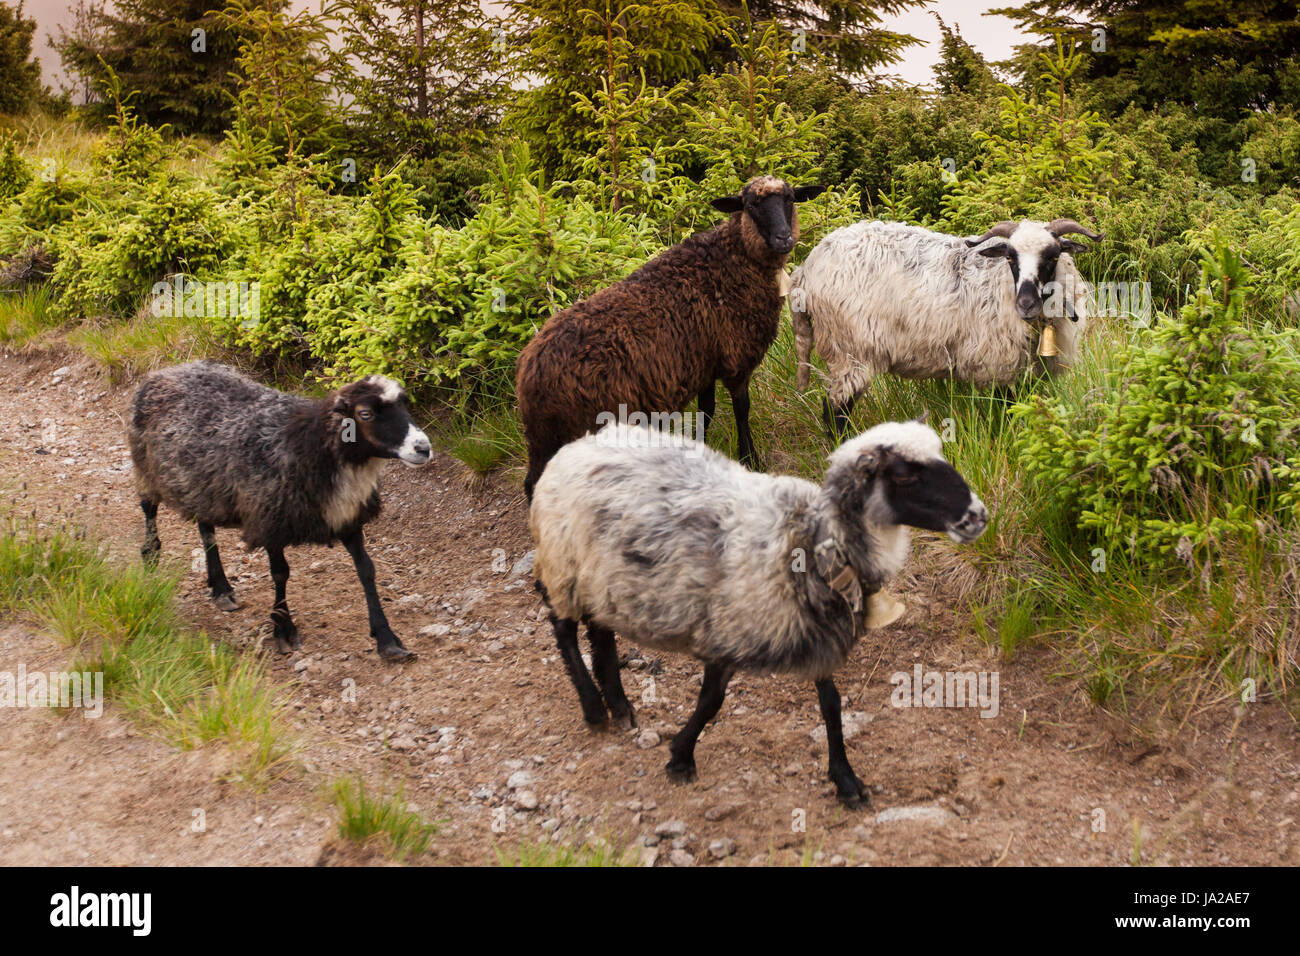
[[1037, 324, 1059, 358]]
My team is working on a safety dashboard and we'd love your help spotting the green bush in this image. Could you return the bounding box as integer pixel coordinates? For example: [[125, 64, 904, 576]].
[[1013, 244, 1300, 566]]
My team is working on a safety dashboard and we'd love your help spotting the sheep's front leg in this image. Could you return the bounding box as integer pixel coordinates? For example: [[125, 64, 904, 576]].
[[815, 676, 871, 808], [666, 661, 733, 783], [727, 379, 761, 470], [340, 529, 414, 662], [266, 544, 300, 654], [139, 498, 162, 564], [588, 624, 635, 729], [198, 522, 240, 611], [551, 615, 608, 726]]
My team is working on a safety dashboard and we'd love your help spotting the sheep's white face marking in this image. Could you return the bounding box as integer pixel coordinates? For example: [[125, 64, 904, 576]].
[[365, 375, 403, 405], [395, 423, 431, 467]]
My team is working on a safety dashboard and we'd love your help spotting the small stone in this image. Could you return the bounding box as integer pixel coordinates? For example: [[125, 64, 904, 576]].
[[52, 366, 70, 379], [655, 819, 687, 838], [507, 770, 535, 790], [874, 806, 956, 827], [669, 849, 695, 867], [708, 838, 736, 859], [640, 847, 660, 867], [293, 659, 309, 672], [510, 551, 535, 577], [419, 624, 451, 638], [636, 730, 660, 749], [514, 790, 539, 810], [389, 736, 417, 751]]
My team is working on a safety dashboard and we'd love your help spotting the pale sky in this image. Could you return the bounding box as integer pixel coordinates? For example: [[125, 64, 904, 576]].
[[21, 0, 1025, 93]]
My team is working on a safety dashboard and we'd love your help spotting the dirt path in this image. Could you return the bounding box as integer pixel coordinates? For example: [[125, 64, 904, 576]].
[[1, 347, 1296, 866]]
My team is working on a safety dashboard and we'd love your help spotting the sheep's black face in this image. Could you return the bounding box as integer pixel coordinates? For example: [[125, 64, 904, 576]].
[[333, 377, 431, 468], [828, 422, 988, 543], [711, 178, 827, 256], [875, 455, 988, 543]]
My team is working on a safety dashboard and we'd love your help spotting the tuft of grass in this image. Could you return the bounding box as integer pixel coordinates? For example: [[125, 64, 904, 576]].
[[496, 836, 633, 867], [332, 777, 439, 862], [431, 401, 525, 477], [1, 518, 297, 787], [68, 304, 224, 383], [0, 285, 62, 345]]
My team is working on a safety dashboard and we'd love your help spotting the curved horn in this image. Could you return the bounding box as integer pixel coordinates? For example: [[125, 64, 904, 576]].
[[1046, 219, 1102, 241], [965, 221, 1018, 247]]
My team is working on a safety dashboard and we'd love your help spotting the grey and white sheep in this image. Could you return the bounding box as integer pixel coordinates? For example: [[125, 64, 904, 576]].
[[791, 218, 1100, 434], [529, 419, 988, 806], [516, 175, 826, 498], [128, 360, 431, 660]]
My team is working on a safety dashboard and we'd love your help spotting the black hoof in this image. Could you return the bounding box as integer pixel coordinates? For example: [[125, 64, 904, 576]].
[[665, 760, 698, 783], [212, 591, 241, 612], [832, 772, 872, 809], [608, 705, 637, 731], [378, 642, 416, 662], [273, 623, 300, 655]]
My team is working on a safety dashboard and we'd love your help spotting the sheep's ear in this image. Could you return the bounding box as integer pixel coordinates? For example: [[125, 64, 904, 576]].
[[332, 394, 352, 415], [710, 195, 744, 214], [1059, 238, 1089, 254], [792, 185, 826, 202], [973, 239, 1009, 258], [913, 409, 929, 424], [856, 446, 890, 476]]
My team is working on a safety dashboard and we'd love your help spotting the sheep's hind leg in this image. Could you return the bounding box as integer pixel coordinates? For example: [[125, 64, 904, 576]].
[[666, 661, 733, 783], [198, 522, 240, 612], [696, 384, 716, 443], [822, 394, 856, 442], [551, 615, 608, 726], [341, 529, 414, 662], [588, 624, 635, 729], [815, 676, 871, 808], [265, 544, 301, 654], [140, 498, 161, 565]]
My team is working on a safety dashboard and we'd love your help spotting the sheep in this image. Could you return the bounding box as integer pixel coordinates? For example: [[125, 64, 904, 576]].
[[791, 218, 1100, 435], [529, 418, 988, 806], [127, 360, 432, 661], [515, 175, 826, 499]]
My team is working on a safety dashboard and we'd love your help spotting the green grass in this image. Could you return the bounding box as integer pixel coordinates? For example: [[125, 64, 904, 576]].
[[496, 836, 633, 867], [68, 305, 224, 383], [431, 400, 525, 478], [1, 519, 298, 786], [332, 777, 439, 862], [0, 285, 62, 345]]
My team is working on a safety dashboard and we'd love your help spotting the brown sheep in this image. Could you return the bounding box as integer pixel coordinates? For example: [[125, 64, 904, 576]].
[[515, 175, 825, 498]]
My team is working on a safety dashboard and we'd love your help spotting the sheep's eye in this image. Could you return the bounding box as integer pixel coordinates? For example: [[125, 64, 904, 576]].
[[357, 408, 374, 421]]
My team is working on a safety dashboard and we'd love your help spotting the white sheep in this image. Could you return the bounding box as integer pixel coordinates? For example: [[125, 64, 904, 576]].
[[791, 218, 1099, 433], [529, 419, 988, 807]]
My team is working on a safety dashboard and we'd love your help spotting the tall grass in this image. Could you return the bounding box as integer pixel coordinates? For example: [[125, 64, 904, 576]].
[[0, 285, 61, 345]]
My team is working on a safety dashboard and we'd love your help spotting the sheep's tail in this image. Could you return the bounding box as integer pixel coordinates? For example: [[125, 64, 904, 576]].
[[791, 268, 814, 392]]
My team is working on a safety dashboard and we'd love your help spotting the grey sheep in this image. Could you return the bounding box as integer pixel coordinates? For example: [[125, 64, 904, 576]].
[[529, 418, 988, 805], [128, 360, 431, 660]]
